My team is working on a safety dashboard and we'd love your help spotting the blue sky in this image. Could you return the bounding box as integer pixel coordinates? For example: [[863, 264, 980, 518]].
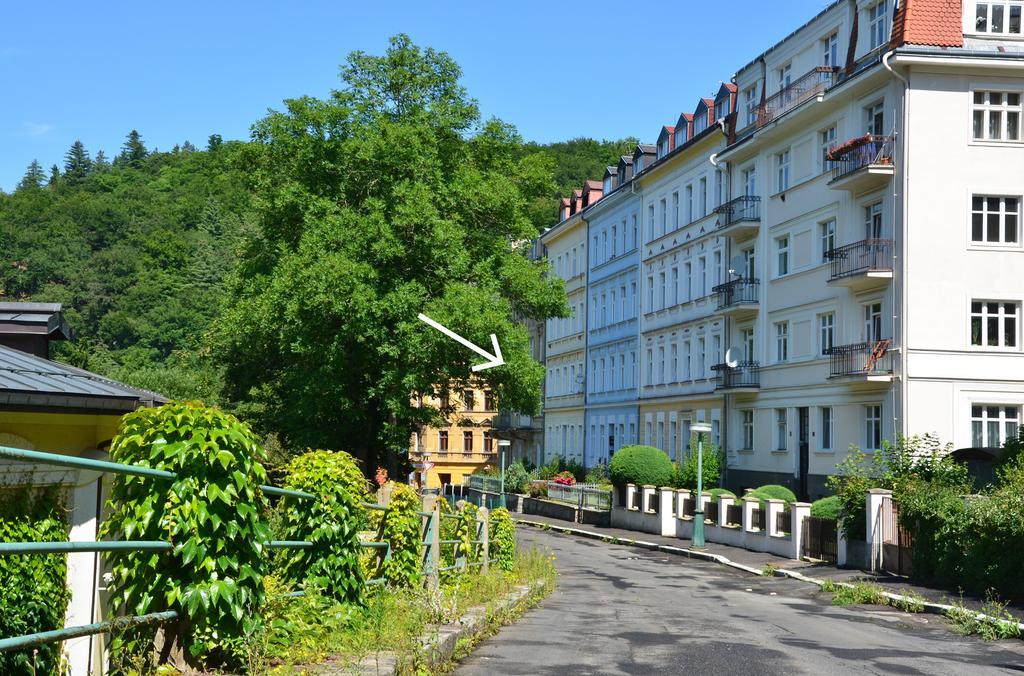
[[0, 0, 832, 191]]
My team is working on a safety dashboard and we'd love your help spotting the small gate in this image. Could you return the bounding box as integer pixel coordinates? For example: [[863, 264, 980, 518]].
[[801, 516, 838, 563], [880, 496, 913, 576]]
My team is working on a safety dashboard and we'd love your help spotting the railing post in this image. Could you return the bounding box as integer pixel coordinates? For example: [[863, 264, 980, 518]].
[[477, 507, 489, 574], [422, 494, 440, 590]]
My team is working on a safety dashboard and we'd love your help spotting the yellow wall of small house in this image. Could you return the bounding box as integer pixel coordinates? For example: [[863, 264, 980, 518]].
[[0, 411, 125, 455]]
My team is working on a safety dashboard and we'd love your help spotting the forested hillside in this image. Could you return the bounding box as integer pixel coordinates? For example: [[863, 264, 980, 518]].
[[0, 125, 634, 409]]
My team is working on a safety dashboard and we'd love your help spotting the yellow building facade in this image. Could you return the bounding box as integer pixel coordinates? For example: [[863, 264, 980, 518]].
[[409, 385, 498, 489]]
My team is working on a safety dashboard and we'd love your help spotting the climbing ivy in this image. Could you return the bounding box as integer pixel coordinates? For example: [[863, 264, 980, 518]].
[[279, 450, 368, 604], [101, 402, 272, 670], [489, 507, 516, 572], [375, 482, 423, 587], [0, 485, 70, 675]]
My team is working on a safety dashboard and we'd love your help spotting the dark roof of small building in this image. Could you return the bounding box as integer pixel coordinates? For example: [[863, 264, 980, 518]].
[[0, 345, 167, 412], [0, 302, 72, 340]]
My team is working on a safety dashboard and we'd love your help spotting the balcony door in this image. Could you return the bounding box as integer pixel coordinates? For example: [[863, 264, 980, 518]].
[[743, 248, 756, 280], [798, 407, 809, 501], [864, 302, 883, 343], [865, 202, 883, 239]]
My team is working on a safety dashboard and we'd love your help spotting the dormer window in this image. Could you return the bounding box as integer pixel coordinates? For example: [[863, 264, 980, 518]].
[[635, 156, 645, 173], [714, 99, 729, 120], [658, 139, 670, 157], [868, 1, 890, 49], [604, 177, 613, 193], [974, 1, 1023, 34], [674, 128, 686, 147], [744, 86, 758, 127], [694, 113, 708, 134]]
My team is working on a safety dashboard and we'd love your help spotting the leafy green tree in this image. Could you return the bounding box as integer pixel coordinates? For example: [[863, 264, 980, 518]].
[[63, 140, 92, 183], [678, 434, 723, 490], [17, 159, 46, 191], [214, 34, 566, 471]]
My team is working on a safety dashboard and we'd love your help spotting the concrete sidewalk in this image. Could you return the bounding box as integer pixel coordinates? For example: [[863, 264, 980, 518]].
[[515, 512, 1024, 622]]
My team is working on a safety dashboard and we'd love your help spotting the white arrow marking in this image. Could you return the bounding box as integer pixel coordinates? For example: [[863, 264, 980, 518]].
[[417, 313, 505, 372]]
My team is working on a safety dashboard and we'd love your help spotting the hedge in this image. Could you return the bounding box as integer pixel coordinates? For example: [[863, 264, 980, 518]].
[[810, 495, 841, 520], [609, 445, 674, 488]]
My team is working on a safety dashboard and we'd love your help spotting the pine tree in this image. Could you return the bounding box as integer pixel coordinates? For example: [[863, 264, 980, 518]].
[[118, 129, 148, 168], [93, 150, 110, 172], [17, 160, 46, 191], [48, 164, 61, 186], [207, 134, 222, 151], [63, 140, 92, 183]]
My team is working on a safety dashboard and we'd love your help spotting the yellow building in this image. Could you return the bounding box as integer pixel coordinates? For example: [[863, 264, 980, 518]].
[[409, 384, 499, 489]]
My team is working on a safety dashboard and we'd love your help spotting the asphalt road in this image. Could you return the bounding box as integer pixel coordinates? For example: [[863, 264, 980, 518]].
[[456, 528, 1024, 675]]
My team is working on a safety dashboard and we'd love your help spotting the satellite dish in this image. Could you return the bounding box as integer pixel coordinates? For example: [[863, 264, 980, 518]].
[[728, 255, 745, 278], [725, 346, 743, 368]]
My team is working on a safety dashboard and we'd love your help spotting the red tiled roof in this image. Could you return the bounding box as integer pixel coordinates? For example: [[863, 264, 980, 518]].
[[891, 0, 963, 48], [583, 179, 602, 190]]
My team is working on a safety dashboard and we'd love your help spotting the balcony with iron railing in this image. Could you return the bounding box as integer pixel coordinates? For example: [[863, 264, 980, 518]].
[[827, 134, 895, 192], [825, 239, 893, 289], [494, 411, 533, 430], [826, 340, 893, 383], [711, 361, 760, 393], [713, 278, 759, 318], [756, 67, 838, 129], [714, 195, 761, 238]]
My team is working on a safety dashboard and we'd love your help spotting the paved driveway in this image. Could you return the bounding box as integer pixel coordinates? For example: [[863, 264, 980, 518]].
[[457, 528, 1024, 675]]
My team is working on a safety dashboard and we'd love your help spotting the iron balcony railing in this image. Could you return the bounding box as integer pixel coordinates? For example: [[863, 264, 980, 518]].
[[827, 134, 895, 182], [757, 66, 838, 128], [714, 195, 761, 227], [826, 340, 893, 378], [825, 239, 894, 281], [713, 278, 759, 311], [711, 361, 760, 389]]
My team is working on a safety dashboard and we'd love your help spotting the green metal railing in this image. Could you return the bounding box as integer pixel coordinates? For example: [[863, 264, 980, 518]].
[[0, 445, 488, 659]]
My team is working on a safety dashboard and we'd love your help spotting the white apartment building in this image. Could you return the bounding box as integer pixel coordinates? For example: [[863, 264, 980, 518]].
[[540, 0, 1024, 500]]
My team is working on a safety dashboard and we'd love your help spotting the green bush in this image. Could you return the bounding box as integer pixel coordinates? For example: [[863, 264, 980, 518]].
[[746, 484, 797, 511], [101, 401, 272, 670], [678, 437, 723, 491], [0, 486, 70, 675], [489, 507, 516, 572], [584, 463, 610, 485], [810, 496, 841, 520], [376, 482, 422, 587], [538, 456, 586, 482], [280, 449, 369, 604], [609, 445, 674, 488], [708, 488, 736, 503], [504, 460, 530, 494]]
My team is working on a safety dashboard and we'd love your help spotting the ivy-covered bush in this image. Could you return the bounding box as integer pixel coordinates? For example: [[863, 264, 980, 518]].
[[0, 486, 70, 675], [280, 449, 368, 604], [810, 495, 841, 520], [609, 445, 673, 488], [101, 402, 272, 669], [489, 507, 516, 572], [678, 437, 723, 490], [503, 460, 530, 494], [376, 482, 422, 587]]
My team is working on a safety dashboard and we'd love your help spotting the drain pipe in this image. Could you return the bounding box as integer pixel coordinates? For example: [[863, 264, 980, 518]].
[[709, 149, 729, 487], [883, 50, 909, 442]]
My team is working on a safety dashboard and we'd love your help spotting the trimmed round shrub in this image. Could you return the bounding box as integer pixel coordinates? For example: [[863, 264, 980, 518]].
[[708, 488, 736, 503], [489, 507, 517, 572], [609, 445, 674, 488], [810, 495, 841, 520], [751, 484, 797, 504]]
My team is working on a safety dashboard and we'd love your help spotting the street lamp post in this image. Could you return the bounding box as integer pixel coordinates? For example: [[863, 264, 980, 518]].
[[497, 440, 511, 508], [689, 422, 712, 549]]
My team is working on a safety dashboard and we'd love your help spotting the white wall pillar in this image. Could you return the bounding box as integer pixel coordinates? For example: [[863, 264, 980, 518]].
[[766, 499, 784, 538], [626, 483, 637, 510], [675, 489, 691, 519], [837, 517, 849, 567], [790, 502, 811, 561], [718, 496, 734, 527], [659, 487, 676, 537], [642, 485, 657, 514], [64, 458, 105, 676], [866, 489, 892, 572]]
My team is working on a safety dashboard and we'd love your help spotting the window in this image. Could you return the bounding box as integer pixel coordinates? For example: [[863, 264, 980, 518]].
[[865, 405, 882, 450], [972, 195, 1020, 245], [776, 149, 791, 192], [647, 204, 655, 241], [865, 101, 885, 136], [775, 321, 789, 362], [865, 202, 883, 239], [698, 337, 706, 378], [619, 354, 625, 387], [742, 166, 757, 197], [697, 256, 706, 296], [974, 2, 1024, 34], [438, 430, 448, 452], [776, 236, 790, 276], [611, 226, 617, 256], [972, 405, 1020, 447], [971, 300, 1019, 347], [684, 262, 692, 300], [823, 32, 839, 67], [744, 86, 758, 126], [694, 111, 709, 134], [671, 267, 679, 305], [820, 125, 837, 171], [742, 328, 755, 361], [686, 184, 694, 222], [484, 390, 495, 411], [864, 302, 883, 343], [659, 198, 667, 236], [821, 407, 833, 451], [743, 248, 756, 279], [699, 177, 708, 216], [973, 91, 1023, 142], [658, 346, 665, 383], [632, 214, 638, 249], [715, 97, 729, 120], [483, 431, 493, 453], [714, 169, 725, 208], [819, 312, 835, 356], [742, 410, 754, 449], [671, 343, 678, 380], [776, 409, 788, 450], [658, 272, 666, 309], [646, 349, 653, 384], [684, 341, 692, 379], [672, 191, 680, 229], [820, 218, 836, 261], [778, 63, 792, 92], [647, 275, 654, 310], [868, 1, 889, 50]]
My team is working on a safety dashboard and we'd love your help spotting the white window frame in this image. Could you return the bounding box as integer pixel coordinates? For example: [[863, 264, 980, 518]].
[[972, 1, 1024, 35], [820, 407, 833, 451], [971, 404, 1021, 447], [776, 235, 790, 276], [820, 218, 836, 262], [819, 312, 835, 356], [971, 194, 1021, 246], [744, 85, 758, 127], [865, 404, 883, 451], [823, 32, 839, 67], [775, 321, 789, 363], [972, 90, 1024, 143], [865, 101, 885, 136], [868, 1, 890, 51], [971, 300, 1020, 348], [741, 410, 754, 450], [776, 149, 791, 192], [819, 125, 837, 173], [775, 408, 788, 451]]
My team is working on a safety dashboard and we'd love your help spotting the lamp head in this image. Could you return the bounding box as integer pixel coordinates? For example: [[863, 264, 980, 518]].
[[690, 423, 712, 435]]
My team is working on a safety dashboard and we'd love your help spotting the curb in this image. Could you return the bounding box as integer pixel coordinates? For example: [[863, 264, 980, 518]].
[[351, 578, 550, 675], [515, 518, 1024, 634]]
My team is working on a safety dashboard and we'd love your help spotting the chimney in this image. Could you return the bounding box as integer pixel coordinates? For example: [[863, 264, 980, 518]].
[[0, 302, 72, 359]]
